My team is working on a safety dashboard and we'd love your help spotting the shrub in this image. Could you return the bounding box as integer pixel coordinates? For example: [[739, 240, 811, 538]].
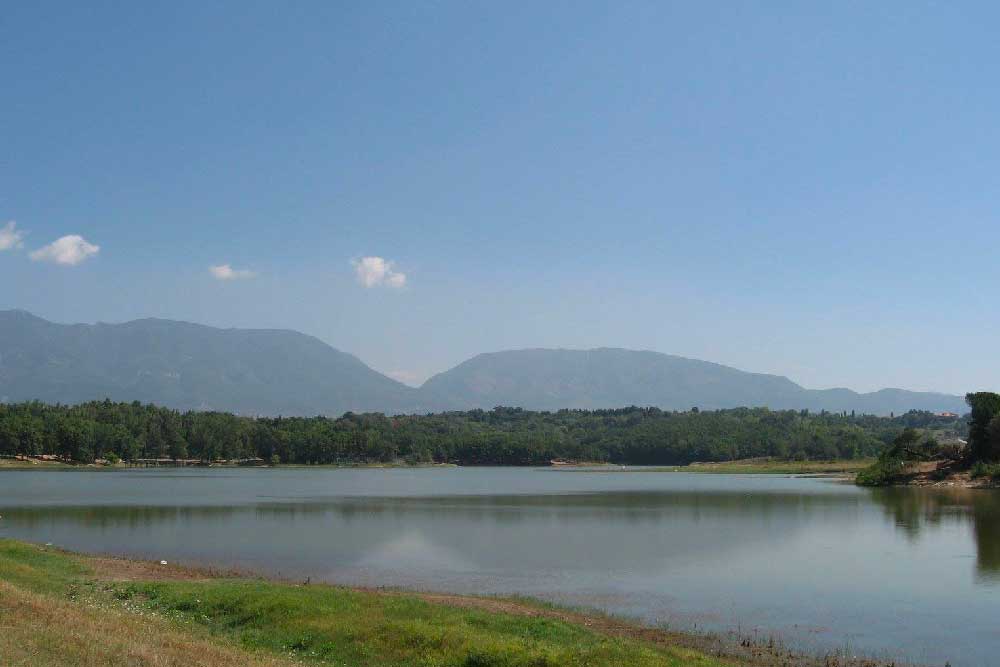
[[855, 458, 904, 487], [970, 462, 1000, 481]]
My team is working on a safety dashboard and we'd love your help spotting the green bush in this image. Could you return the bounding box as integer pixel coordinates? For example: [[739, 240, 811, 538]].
[[855, 458, 904, 486], [970, 462, 1000, 481]]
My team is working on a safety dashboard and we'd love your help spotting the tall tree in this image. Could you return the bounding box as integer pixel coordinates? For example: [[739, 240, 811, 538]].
[[966, 392, 1000, 462], [163, 413, 187, 460]]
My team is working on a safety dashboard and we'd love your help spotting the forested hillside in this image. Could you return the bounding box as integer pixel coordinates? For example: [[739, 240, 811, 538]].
[[0, 310, 424, 416], [0, 400, 966, 466], [1, 312, 967, 417]]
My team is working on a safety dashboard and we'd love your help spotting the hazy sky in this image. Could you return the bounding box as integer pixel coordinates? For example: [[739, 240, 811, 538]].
[[3, 2, 998, 394]]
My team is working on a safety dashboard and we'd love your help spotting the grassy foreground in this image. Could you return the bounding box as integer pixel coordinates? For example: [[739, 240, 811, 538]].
[[0, 539, 922, 667], [0, 538, 737, 667]]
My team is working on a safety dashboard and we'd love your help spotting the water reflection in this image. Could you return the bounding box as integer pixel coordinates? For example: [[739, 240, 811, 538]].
[[1, 469, 998, 665], [870, 487, 1000, 580], [0, 489, 865, 574], [8, 489, 998, 579]]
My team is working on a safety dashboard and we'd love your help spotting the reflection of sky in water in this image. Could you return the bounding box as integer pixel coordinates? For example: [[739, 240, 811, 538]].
[[0, 468, 997, 666]]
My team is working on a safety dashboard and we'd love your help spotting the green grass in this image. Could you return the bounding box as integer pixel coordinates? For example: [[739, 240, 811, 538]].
[[0, 539, 728, 667], [117, 579, 715, 666], [854, 459, 906, 487], [0, 537, 90, 594]]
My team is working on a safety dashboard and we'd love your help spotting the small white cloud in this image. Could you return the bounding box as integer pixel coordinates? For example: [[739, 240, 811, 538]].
[[209, 264, 256, 281], [0, 221, 24, 251], [29, 235, 100, 265], [353, 256, 407, 289]]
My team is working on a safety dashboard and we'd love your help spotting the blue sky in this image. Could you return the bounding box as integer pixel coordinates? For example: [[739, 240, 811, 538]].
[[2, 1, 998, 394]]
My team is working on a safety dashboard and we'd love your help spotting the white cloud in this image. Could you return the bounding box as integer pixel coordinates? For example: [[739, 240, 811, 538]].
[[209, 264, 256, 280], [353, 256, 407, 289], [29, 235, 100, 265], [385, 271, 407, 288], [0, 221, 24, 251]]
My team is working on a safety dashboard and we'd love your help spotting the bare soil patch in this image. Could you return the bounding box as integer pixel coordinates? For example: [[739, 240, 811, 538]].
[[84, 554, 243, 582], [897, 460, 994, 488]]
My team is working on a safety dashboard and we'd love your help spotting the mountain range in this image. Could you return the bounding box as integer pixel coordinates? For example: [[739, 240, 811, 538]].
[[0, 310, 968, 416]]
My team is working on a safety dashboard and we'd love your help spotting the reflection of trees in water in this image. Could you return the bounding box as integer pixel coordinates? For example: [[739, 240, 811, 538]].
[[869, 488, 1000, 580], [1, 491, 867, 572], [0, 505, 241, 530], [972, 503, 1000, 579], [249, 490, 867, 530], [0, 490, 866, 529], [1, 491, 869, 530]]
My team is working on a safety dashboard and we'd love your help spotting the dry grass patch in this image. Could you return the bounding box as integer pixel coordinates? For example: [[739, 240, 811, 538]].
[[0, 580, 298, 667]]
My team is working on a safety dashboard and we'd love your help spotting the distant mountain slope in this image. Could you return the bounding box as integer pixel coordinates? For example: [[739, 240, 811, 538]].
[[419, 348, 967, 416], [0, 312, 967, 416], [0, 310, 422, 416]]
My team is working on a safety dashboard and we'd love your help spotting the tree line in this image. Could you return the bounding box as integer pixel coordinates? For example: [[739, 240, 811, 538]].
[[0, 399, 968, 466]]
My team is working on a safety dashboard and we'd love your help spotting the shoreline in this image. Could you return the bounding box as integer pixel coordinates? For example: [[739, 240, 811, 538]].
[[0, 538, 921, 667], [554, 458, 872, 476], [857, 459, 1000, 489], [0, 457, 460, 470], [1, 456, 871, 476]]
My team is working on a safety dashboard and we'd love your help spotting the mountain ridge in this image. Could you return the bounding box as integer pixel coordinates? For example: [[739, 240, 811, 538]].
[[418, 347, 966, 415], [0, 310, 425, 416], [0, 311, 967, 416]]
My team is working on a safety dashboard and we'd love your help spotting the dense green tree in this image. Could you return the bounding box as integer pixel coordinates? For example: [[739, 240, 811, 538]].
[[0, 400, 970, 466], [966, 392, 1000, 462], [0, 419, 17, 455], [145, 420, 166, 458], [17, 416, 44, 456], [56, 417, 94, 463], [94, 423, 131, 461], [163, 413, 187, 460], [988, 415, 1000, 461]]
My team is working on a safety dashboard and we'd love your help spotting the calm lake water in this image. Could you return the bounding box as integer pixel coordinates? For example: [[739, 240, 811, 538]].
[[1, 467, 997, 665]]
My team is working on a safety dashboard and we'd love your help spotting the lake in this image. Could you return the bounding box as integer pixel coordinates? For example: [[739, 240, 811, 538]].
[[0, 467, 997, 665]]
